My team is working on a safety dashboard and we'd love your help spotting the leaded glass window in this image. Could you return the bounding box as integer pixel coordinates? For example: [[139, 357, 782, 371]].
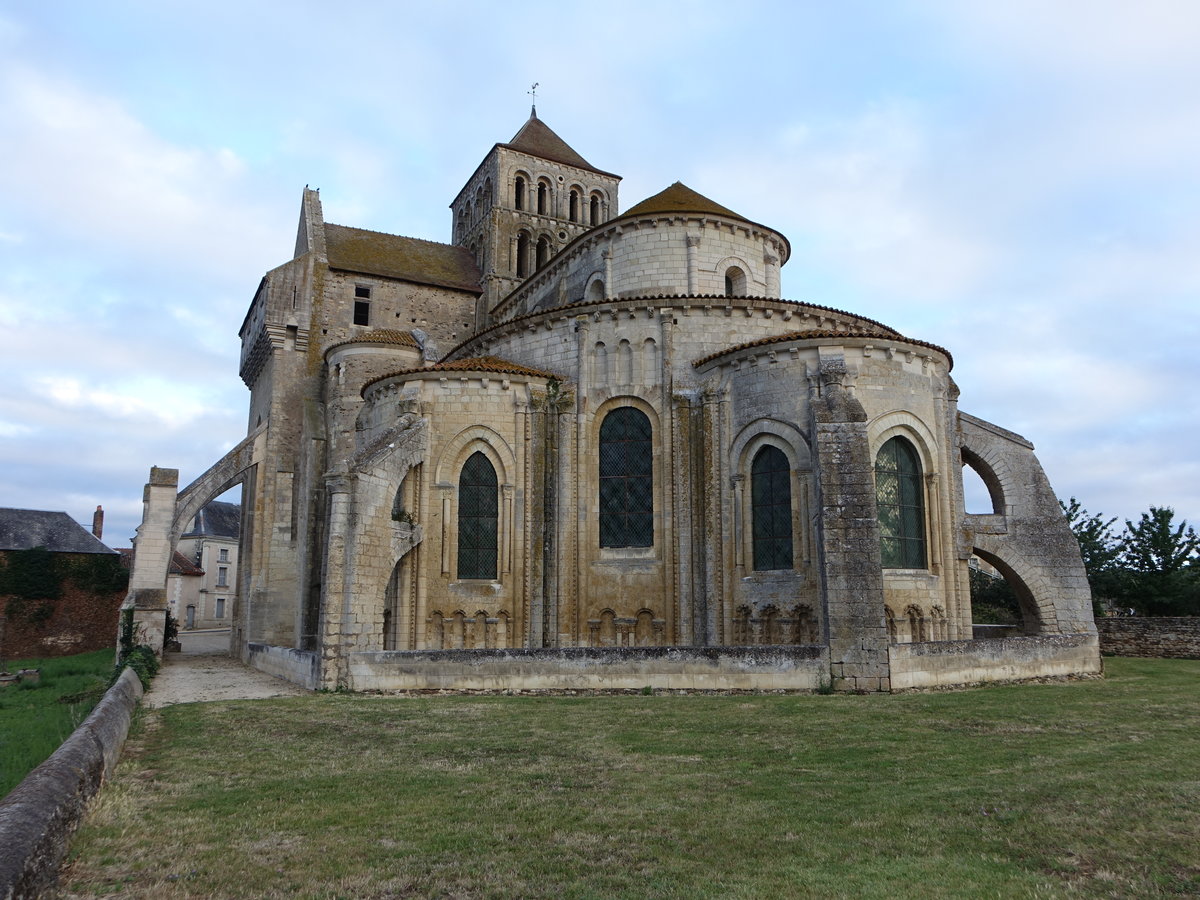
[[751, 445, 793, 570], [599, 407, 653, 547], [458, 451, 498, 579], [875, 437, 926, 569]]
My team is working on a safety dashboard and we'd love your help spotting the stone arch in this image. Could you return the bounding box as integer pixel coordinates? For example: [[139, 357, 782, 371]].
[[884, 606, 898, 643], [867, 411, 939, 473], [905, 605, 925, 643], [635, 609, 655, 646], [729, 419, 812, 572], [585, 273, 605, 303], [599, 608, 616, 646], [791, 604, 817, 644], [970, 542, 1049, 634], [513, 171, 530, 210], [434, 425, 516, 486], [715, 255, 753, 295], [592, 341, 609, 384]]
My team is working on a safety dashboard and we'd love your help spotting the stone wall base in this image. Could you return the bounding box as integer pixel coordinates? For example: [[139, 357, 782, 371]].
[[245, 643, 320, 690], [1097, 617, 1200, 659], [889, 633, 1101, 690]]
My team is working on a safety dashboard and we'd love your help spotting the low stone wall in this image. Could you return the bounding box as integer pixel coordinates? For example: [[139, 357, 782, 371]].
[[1096, 617, 1200, 659], [0, 668, 143, 900], [347, 645, 830, 692], [246, 643, 319, 689], [889, 633, 1101, 691]]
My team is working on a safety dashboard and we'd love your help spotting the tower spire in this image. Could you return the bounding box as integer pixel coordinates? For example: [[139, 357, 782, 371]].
[[528, 82, 538, 117]]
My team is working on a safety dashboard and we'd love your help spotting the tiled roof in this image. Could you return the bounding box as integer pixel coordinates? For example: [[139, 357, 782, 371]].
[[620, 182, 750, 223], [181, 501, 241, 540], [456, 296, 904, 361], [326, 329, 421, 354], [0, 508, 115, 554], [692, 329, 954, 370], [169, 551, 204, 577], [362, 355, 561, 395], [501, 112, 605, 175], [324, 224, 481, 293]]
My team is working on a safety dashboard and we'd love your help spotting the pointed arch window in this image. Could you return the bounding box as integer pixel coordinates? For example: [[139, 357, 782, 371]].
[[875, 436, 926, 568], [599, 407, 653, 547], [751, 445, 793, 570], [458, 452, 498, 579]]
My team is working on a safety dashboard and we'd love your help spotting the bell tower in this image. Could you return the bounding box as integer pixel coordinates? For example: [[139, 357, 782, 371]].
[[450, 109, 621, 327]]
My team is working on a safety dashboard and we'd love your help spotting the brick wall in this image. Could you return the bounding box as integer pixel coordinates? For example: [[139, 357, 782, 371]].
[[1096, 617, 1200, 659], [1, 551, 126, 661]]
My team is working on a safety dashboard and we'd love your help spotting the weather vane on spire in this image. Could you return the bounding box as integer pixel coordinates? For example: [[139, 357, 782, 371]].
[[528, 82, 539, 116]]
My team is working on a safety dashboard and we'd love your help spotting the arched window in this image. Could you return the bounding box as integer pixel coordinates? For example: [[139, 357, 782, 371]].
[[536, 235, 551, 270], [457, 451, 498, 579], [514, 175, 526, 211], [599, 407, 653, 547], [516, 231, 530, 277], [875, 436, 926, 568], [537, 180, 550, 215], [589, 194, 601, 225], [751, 445, 793, 570], [725, 266, 746, 297], [569, 189, 580, 222]]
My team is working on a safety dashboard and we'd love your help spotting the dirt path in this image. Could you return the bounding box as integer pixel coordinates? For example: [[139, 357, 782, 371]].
[[143, 629, 308, 707]]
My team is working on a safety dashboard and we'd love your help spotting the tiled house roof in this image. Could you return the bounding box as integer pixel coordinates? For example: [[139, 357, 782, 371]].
[[181, 501, 241, 540], [324, 224, 481, 293]]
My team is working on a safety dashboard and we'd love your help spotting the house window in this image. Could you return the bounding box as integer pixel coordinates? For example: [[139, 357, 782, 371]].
[[218, 548, 229, 563], [751, 445, 793, 570], [876, 436, 926, 568], [355, 285, 371, 299], [215, 598, 225, 618], [217, 566, 228, 587], [458, 452, 498, 579], [599, 407, 653, 548], [353, 301, 370, 326]]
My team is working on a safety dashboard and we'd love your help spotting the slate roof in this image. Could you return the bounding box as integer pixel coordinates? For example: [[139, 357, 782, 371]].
[[181, 501, 241, 540], [324, 224, 482, 293], [501, 112, 612, 176], [0, 508, 115, 554]]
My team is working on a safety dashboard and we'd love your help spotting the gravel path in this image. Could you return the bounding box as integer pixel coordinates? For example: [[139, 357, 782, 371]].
[[143, 629, 309, 707]]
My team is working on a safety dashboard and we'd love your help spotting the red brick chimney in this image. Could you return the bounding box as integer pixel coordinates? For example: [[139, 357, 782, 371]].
[[92, 505, 104, 540]]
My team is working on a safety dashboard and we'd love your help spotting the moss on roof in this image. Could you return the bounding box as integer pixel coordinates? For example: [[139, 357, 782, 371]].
[[620, 182, 749, 223], [324, 224, 481, 293]]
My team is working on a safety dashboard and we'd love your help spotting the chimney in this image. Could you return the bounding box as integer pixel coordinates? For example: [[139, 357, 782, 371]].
[[92, 505, 104, 540]]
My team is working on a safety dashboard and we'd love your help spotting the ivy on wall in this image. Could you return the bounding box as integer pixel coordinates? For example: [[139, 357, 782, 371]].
[[0, 547, 129, 626]]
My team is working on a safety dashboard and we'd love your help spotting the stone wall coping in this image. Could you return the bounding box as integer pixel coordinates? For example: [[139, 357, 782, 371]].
[[0, 667, 143, 900]]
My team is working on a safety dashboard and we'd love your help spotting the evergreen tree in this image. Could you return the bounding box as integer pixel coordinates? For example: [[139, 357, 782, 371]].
[[1060, 497, 1124, 606], [1119, 507, 1200, 616]]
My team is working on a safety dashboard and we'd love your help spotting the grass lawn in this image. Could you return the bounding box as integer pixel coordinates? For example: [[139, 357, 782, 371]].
[[60, 657, 1199, 899], [0, 648, 114, 797]]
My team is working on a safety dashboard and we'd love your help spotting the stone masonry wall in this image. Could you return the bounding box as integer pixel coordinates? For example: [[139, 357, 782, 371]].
[[1097, 617, 1200, 659]]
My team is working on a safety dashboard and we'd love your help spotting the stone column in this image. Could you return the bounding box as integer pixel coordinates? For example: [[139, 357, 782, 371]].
[[122, 467, 180, 657], [810, 354, 890, 691], [686, 234, 701, 294]]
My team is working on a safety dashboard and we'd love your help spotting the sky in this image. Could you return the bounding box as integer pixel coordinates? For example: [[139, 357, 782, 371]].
[[0, 0, 1197, 546]]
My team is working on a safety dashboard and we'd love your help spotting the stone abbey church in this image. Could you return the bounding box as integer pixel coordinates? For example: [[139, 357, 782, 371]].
[[128, 110, 1099, 691]]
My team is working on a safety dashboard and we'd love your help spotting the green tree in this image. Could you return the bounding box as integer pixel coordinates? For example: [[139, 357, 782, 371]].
[[1060, 497, 1124, 607], [1119, 506, 1200, 616]]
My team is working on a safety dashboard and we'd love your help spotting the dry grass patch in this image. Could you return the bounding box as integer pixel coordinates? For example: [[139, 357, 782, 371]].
[[59, 658, 1200, 899]]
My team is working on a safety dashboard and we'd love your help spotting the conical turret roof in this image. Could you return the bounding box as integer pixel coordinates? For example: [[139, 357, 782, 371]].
[[620, 181, 748, 222]]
